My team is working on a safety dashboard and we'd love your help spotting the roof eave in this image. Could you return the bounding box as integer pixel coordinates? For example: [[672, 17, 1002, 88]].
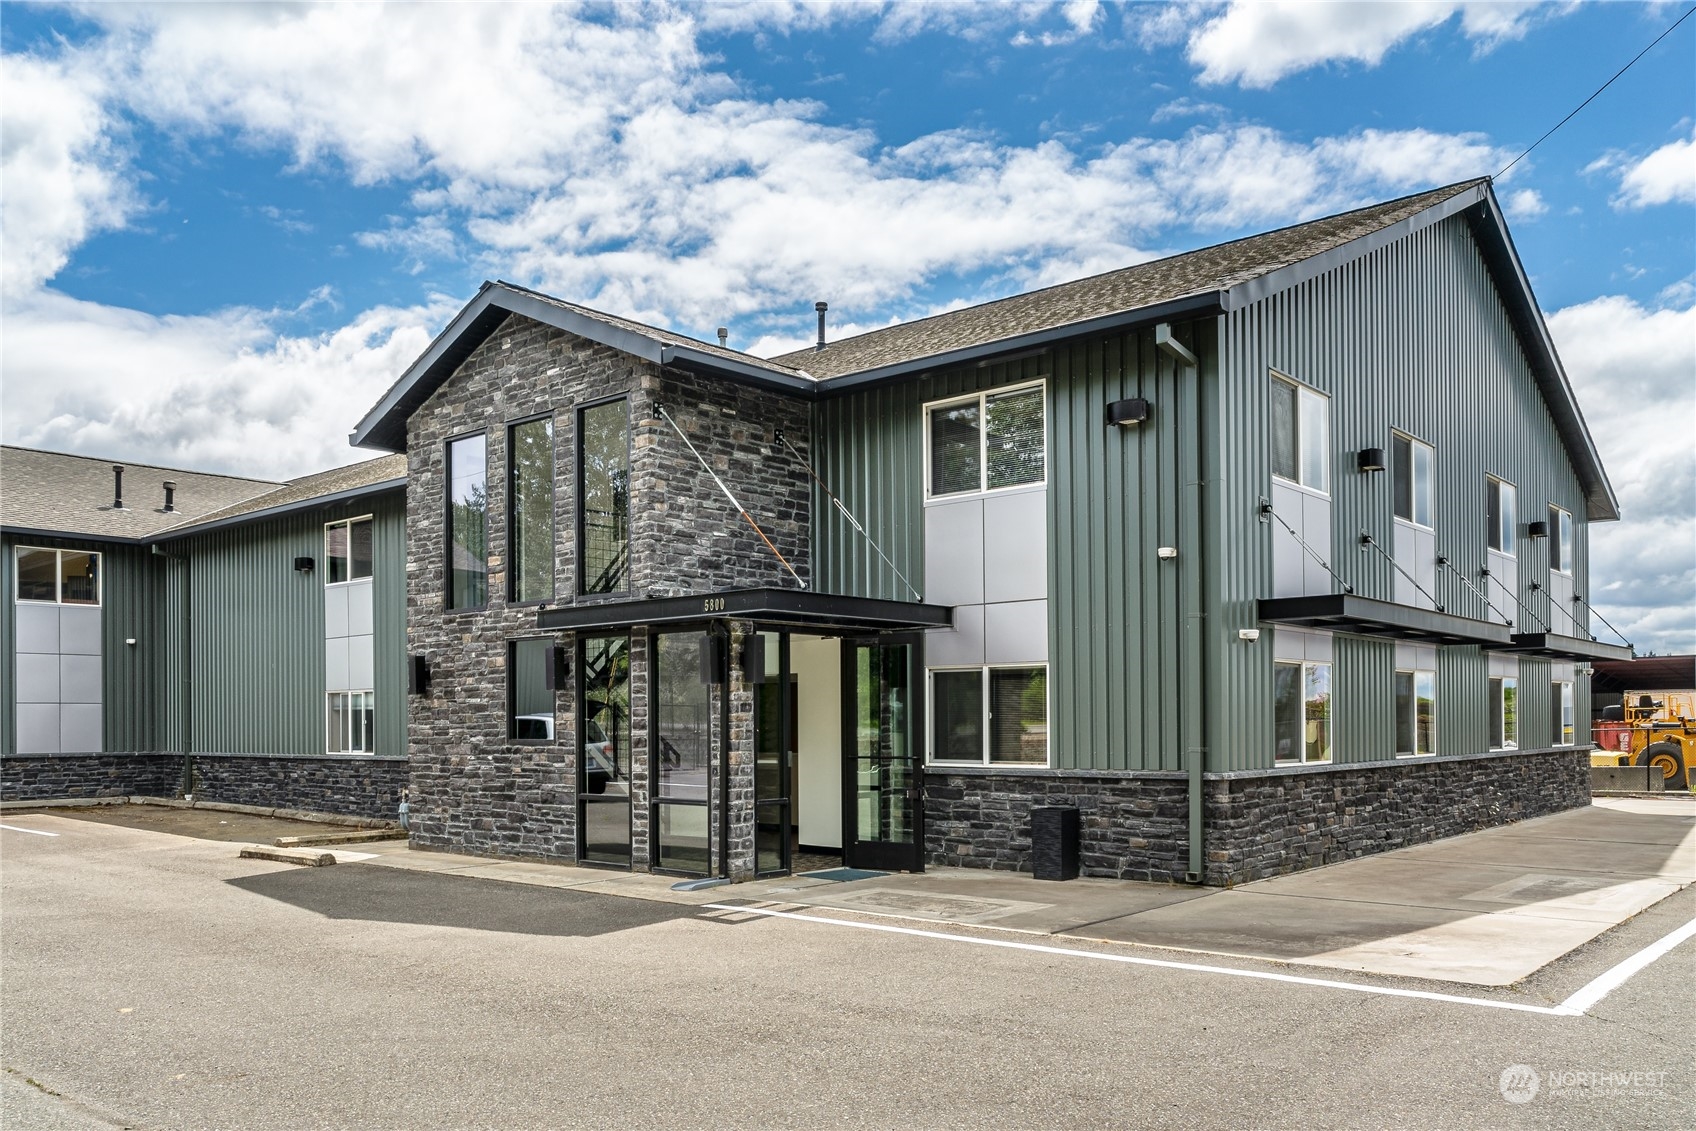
[[150, 477, 408, 542], [814, 291, 1227, 393], [0, 525, 150, 545]]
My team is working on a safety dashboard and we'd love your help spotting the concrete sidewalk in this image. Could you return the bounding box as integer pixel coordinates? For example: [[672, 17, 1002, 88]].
[[331, 796, 1695, 987]]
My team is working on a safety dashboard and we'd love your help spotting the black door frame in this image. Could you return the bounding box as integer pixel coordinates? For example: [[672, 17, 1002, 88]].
[[839, 632, 925, 873]]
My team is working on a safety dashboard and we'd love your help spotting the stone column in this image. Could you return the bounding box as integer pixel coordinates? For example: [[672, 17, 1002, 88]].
[[627, 629, 651, 872]]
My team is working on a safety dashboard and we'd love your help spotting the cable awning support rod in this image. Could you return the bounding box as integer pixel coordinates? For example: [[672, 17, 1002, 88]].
[[1573, 592, 1634, 649], [1259, 499, 1353, 594], [1435, 556, 1515, 626], [775, 429, 921, 602], [657, 405, 806, 590], [1359, 533, 1448, 613]]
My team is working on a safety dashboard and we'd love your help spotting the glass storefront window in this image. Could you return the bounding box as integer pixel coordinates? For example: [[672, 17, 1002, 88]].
[[654, 633, 711, 875], [580, 634, 631, 865]]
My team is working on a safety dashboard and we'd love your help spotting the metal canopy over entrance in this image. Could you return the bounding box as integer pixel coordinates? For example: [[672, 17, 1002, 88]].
[[535, 587, 951, 635], [1492, 632, 1635, 662], [1258, 594, 1512, 648]]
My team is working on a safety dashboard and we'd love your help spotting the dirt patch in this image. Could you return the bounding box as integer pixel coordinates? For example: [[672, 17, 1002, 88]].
[[8, 805, 365, 844]]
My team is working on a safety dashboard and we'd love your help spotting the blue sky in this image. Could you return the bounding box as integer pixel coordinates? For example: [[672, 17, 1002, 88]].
[[2, 1, 1692, 649]]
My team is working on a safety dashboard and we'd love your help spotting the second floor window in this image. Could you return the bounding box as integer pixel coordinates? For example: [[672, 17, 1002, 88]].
[[1486, 477, 1516, 554], [15, 547, 101, 605], [447, 433, 489, 609], [1392, 433, 1433, 528], [325, 518, 373, 584], [579, 399, 630, 595], [1270, 373, 1328, 494], [1549, 505, 1573, 574], [926, 382, 1046, 498], [509, 417, 555, 603]]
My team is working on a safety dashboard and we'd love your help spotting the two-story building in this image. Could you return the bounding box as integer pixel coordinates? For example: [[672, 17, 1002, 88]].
[[343, 177, 1631, 885]]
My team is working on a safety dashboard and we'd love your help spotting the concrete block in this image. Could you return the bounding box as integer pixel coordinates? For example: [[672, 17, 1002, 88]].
[[1591, 765, 1661, 793], [239, 845, 337, 867]]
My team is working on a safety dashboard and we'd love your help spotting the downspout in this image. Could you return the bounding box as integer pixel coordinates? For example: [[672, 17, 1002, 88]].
[[1156, 322, 1207, 884]]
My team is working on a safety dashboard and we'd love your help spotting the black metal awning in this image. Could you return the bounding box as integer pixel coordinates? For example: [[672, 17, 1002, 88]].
[[1257, 593, 1512, 647], [1492, 632, 1635, 662], [535, 588, 952, 634]]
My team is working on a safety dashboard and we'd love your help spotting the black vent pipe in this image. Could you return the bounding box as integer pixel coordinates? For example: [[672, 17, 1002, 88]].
[[814, 301, 828, 351], [112, 465, 124, 509], [162, 480, 176, 513]]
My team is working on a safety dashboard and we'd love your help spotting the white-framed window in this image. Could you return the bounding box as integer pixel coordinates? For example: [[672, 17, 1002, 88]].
[[14, 546, 101, 606], [325, 516, 374, 585], [1549, 505, 1573, 575], [1486, 477, 1517, 554], [1269, 372, 1329, 494], [1394, 669, 1436, 756], [928, 665, 1049, 766], [1552, 681, 1575, 746], [1273, 660, 1332, 764], [328, 690, 375, 753], [1392, 432, 1434, 528], [925, 381, 1046, 499], [1488, 676, 1519, 750]]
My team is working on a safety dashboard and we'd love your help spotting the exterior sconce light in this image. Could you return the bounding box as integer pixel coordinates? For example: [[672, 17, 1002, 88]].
[[1156, 546, 1178, 560], [1356, 448, 1386, 473], [293, 556, 315, 574], [1526, 520, 1549, 539], [1237, 628, 1261, 643], [1105, 397, 1150, 427]]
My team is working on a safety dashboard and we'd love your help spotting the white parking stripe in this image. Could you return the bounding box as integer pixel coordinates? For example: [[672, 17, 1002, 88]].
[[705, 902, 1575, 1016], [1559, 914, 1696, 1015], [0, 824, 59, 837]]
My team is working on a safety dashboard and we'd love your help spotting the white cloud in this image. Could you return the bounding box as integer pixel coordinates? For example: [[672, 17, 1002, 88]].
[[1613, 129, 1696, 209], [0, 289, 447, 478], [0, 53, 138, 297], [1547, 294, 1696, 654], [1185, 1, 1552, 88], [1504, 188, 1547, 219]]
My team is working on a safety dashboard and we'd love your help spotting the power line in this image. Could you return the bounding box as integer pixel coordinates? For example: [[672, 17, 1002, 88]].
[[1496, 5, 1696, 180]]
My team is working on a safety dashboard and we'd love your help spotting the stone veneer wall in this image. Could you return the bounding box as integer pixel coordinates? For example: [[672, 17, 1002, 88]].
[[926, 747, 1591, 886], [403, 312, 810, 866], [188, 754, 408, 821], [1, 753, 179, 801]]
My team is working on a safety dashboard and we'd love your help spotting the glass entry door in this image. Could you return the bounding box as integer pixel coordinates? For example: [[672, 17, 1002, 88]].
[[842, 636, 922, 872]]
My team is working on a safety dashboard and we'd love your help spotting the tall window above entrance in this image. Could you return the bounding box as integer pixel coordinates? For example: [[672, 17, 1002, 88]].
[[447, 433, 488, 609], [578, 399, 630, 595], [508, 416, 554, 603]]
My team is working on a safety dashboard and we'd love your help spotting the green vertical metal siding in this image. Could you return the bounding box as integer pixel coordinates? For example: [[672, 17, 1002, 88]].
[[1214, 213, 1596, 767], [0, 534, 170, 755], [177, 492, 407, 756]]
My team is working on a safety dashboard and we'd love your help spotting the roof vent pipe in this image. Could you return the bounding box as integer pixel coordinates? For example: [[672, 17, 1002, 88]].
[[162, 481, 177, 513], [112, 465, 125, 510], [814, 301, 828, 352], [717, 326, 729, 348]]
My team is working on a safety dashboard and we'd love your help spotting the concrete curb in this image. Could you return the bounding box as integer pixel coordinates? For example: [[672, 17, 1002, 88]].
[[273, 829, 409, 848], [0, 797, 127, 811], [240, 845, 337, 867], [125, 796, 399, 829]]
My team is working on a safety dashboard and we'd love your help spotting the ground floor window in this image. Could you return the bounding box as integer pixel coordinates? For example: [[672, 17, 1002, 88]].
[[1274, 661, 1332, 764], [1552, 681, 1575, 746], [652, 632, 712, 875], [928, 665, 1048, 766], [327, 691, 374, 753], [579, 633, 632, 866], [509, 637, 555, 741], [1489, 676, 1519, 750], [1394, 669, 1436, 756]]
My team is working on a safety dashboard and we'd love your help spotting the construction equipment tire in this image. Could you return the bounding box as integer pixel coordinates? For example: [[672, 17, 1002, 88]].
[[1638, 742, 1687, 791]]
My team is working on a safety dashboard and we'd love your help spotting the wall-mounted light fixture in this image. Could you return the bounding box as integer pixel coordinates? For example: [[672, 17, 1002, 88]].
[[1526, 520, 1549, 539], [739, 635, 765, 683], [698, 632, 726, 684], [1105, 397, 1150, 427], [1356, 447, 1386, 473], [293, 556, 315, 574], [1238, 628, 1261, 643], [1156, 546, 1178, 560]]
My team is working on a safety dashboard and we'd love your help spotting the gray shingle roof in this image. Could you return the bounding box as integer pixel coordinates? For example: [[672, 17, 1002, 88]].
[[772, 180, 1487, 380], [0, 447, 281, 540], [169, 454, 408, 532], [0, 447, 408, 542]]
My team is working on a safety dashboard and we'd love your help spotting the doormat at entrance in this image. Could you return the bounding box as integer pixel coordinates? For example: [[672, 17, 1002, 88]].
[[798, 867, 888, 883]]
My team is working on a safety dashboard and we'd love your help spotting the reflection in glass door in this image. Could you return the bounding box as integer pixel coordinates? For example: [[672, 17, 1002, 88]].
[[753, 632, 794, 877], [579, 633, 632, 866], [842, 637, 922, 872], [652, 633, 712, 875]]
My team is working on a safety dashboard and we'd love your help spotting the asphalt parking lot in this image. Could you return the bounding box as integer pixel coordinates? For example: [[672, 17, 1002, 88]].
[[2, 810, 1692, 1130]]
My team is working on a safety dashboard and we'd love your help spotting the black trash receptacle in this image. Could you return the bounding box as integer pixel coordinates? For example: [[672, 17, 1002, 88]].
[[1030, 805, 1080, 881]]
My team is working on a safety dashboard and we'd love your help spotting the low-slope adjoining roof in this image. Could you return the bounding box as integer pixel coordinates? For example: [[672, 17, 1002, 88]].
[[0, 446, 280, 541], [158, 453, 408, 539]]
